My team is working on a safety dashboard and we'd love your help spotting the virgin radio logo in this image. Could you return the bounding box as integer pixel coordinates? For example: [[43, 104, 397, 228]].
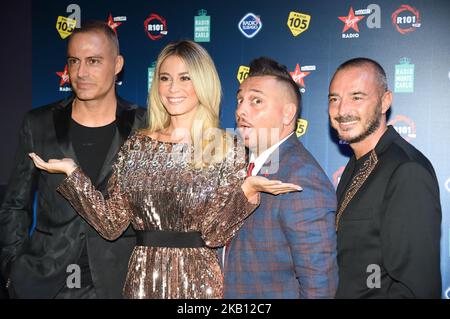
[[388, 115, 416, 142], [144, 13, 168, 40], [338, 6, 365, 37], [289, 63, 315, 93], [107, 13, 126, 35], [333, 166, 346, 189], [391, 5, 421, 34], [56, 65, 71, 92], [338, 4, 381, 39]]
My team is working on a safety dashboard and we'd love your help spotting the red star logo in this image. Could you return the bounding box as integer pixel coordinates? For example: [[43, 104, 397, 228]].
[[338, 7, 365, 33], [107, 13, 122, 34], [289, 64, 310, 88], [56, 65, 70, 87]]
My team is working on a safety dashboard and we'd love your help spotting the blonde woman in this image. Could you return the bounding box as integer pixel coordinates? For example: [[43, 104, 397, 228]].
[[29, 40, 300, 299]]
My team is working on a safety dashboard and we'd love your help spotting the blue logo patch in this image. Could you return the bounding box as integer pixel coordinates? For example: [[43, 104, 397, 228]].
[[238, 13, 262, 38]]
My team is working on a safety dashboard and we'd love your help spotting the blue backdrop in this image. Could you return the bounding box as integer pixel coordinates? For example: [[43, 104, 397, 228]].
[[29, 0, 450, 298]]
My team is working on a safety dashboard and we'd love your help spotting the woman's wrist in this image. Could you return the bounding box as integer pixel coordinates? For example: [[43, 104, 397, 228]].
[[66, 165, 78, 176]]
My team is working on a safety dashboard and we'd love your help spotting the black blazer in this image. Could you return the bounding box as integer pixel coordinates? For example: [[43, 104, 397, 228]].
[[336, 126, 442, 298], [0, 96, 147, 298]]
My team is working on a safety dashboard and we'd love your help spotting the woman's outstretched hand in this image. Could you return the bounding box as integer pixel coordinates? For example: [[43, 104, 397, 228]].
[[242, 176, 302, 204], [29, 153, 77, 176]]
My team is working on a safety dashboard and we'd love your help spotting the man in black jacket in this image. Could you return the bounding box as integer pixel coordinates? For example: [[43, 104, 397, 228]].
[[328, 57, 441, 298], [0, 21, 146, 298]]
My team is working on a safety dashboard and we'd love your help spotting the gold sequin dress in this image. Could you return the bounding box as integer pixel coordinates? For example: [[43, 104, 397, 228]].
[[57, 132, 257, 299]]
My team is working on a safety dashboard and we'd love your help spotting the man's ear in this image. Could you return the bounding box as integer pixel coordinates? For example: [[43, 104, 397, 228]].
[[283, 103, 297, 126], [381, 90, 392, 114], [115, 55, 124, 75]]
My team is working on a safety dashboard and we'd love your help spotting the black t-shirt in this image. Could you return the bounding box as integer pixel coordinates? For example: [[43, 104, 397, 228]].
[[69, 118, 117, 287], [70, 119, 116, 184]]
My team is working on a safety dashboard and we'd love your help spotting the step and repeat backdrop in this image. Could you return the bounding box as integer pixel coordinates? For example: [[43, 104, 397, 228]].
[[29, 0, 450, 297]]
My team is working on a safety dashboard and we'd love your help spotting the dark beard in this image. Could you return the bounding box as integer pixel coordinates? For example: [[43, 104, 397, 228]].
[[337, 104, 382, 144]]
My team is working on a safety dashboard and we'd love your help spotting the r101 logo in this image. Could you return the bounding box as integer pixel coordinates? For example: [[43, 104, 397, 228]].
[[391, 5, 421, 34], [394, 126, 413, 135], [148, 24, 164, 31], [396, 16, 417, 24]]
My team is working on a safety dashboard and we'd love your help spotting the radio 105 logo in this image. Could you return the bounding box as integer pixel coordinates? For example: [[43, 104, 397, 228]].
[[56, 4, 80, 39], [296, 119, 308, 138], [287, 11, 311, 37], [237, 65, 250, 83]]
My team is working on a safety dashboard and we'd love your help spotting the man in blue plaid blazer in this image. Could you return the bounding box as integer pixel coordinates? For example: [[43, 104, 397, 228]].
[[224, 57, 338, 298]]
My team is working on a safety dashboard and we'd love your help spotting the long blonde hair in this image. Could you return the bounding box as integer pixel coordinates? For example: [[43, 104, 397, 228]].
[[146, 40, 229, 167]]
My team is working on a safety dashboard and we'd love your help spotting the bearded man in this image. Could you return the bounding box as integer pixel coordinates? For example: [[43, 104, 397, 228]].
[[328, 57, 441, 299]]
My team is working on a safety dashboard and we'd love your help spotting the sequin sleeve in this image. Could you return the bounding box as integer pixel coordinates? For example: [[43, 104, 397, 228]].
[[57, 141, 133, 241], [201, 138, 259, 248]]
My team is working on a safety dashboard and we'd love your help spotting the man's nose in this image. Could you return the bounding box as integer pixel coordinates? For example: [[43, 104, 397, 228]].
[[236, 101, 249, 118], [337, 97, 352, 117], [77, 61, 89, 78]]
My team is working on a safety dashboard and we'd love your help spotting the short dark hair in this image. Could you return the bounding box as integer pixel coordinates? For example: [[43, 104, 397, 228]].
[[247, 56, 302, 116], [68, 20, 120, 55], [333, 57, 388, 92]]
